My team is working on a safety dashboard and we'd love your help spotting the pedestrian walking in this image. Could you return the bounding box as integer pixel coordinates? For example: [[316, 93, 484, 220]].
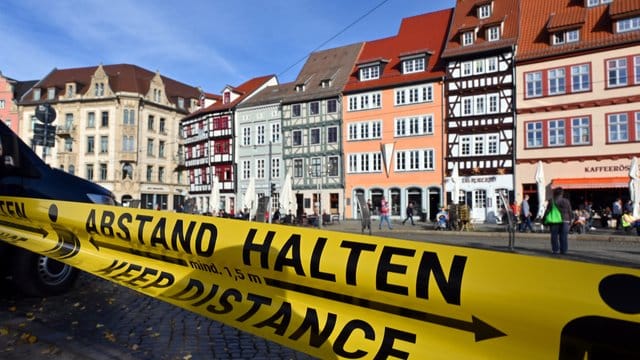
[[519, 195, 534, 232], [379, 196, 393, 230], [612, 198, 623, 229], [402, 202, 415, 226], [544, 187, 572, 254]]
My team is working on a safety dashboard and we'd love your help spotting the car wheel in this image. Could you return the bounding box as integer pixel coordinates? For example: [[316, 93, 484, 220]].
[[11, 248, 79, 297]]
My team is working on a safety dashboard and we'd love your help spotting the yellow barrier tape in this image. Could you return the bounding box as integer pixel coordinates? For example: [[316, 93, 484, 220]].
[[0, 196, 639, 359]]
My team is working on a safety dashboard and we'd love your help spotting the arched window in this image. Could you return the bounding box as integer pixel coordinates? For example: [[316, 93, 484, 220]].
[[122, 163, 133, 179], [68, 164, 75, 175]]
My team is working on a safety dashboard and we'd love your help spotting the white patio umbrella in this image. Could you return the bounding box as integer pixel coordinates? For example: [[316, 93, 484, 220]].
[[280, 171, 295, 217], [450, 164, 461, 205], [242, 177, 257, 220], [535, 161, 546, 219], [209, 175, 220, 215], [630, 157, 640, 218]]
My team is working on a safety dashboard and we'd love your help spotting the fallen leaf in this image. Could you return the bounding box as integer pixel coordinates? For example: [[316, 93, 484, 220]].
[[96, 323, 104, 329], [131, 344, 139, 351], [183, 354, 193, 360], [8, 306, 16, 312], [26, 312, 36, 321], [0, 327, 9, 336], [103, 331, 116, 343]]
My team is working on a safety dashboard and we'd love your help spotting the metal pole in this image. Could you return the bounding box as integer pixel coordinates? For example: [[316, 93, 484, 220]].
[[268, 141, 272, 224], [42, 107, 48, 161]]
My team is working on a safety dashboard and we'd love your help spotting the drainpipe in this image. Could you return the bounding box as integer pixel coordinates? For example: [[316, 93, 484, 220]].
[[441, 75, 446, 210]]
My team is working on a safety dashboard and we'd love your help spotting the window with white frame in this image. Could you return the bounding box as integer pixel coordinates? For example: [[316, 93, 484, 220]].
[[487, 135, 498, 154], [487, 57, 498, 72], [327, 99, 338, 113], [608, 113, 629, 142], [474, 135, 484, 154], [272, 157, 280, 179], [347, 120, 382, 140], [394, 115, 434, 137], [487, 26, 500, 41], [635, 56, 640, 84], [548, 119, 566, 146], [552, 29, 579, 45], [402, 57, 425, 74], [474, 59, 485, 74], [478, 4, 491, 19], [607, 58, 628, 87], [293, 159, 303, 177], [462, 31, 474, 46], [395, 84, 433, 105], [360, 66, 380, 81], [587, 0, 612, 6], [348, 92, 382, 111], [526, 122, 543, 148], [47, 87, 55, 100], [292, 129, 303, 146], [271, 123, 281, 143], [488, 93, 499, 113], [0, 100, 4, 109], [292, 104, 301, 117], [617, 17, 640, 33], [548, 68, 566, 95], [347, 153, 382, 173], [462, 98, 473, 116], [327, 126, 338, 143], [636, 112, 640, 140], [242, 127, 251, 146], [462, 62, 473, 76], [309, 157, 321, 177], [257, 159, 265, 179], [328, 156, 339, 176], [310, 128, 321, 144], [256, 125, 265, 145], [310, 101, 320, 115], [461, 136, 471, 155], [395, 149, 434, 171], [474, 190, 487, 209], [526, 72, 543, 97], [571, 117, 590, 145], [242, 160, 251, 179], [475, 96, 485, 114], [571, 64, 590, 92]]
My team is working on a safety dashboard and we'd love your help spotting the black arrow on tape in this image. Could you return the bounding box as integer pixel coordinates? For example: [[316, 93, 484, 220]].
[[89, 237, 188, 267], [0, 219, 49, 238], [264, 277, 505, 342]]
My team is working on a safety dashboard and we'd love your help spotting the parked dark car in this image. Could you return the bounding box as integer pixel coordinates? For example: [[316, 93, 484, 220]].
[[0, 120, 116, 296]]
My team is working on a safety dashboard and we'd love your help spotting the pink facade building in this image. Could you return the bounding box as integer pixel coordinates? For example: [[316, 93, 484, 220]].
[[342, 9, 453, 221]]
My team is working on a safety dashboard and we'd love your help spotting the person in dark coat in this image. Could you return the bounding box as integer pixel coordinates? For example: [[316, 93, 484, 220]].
[[402, 202, 415, 226], [544, 187, 572, 254]]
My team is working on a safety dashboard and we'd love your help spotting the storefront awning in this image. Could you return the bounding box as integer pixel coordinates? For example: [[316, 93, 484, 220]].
[[551, 177, 629, 189]]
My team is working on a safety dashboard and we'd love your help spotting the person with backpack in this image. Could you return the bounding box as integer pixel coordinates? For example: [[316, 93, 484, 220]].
[[544, 187, 573, 254]]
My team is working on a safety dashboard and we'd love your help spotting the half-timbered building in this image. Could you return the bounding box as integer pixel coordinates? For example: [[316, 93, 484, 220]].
[[442, 0, 520, 223]]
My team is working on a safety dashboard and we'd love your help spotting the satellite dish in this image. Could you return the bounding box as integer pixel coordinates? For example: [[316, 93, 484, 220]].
[[35, 103, 57, 124]]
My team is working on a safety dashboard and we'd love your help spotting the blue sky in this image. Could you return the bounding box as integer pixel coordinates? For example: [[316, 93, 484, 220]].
[[0, 0, 453, 93]]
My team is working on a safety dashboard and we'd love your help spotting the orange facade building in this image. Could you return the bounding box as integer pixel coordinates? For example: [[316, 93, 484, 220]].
[[342, 9, 453, 221]]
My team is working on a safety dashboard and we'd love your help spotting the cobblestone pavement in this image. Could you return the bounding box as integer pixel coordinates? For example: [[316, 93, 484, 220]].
[[1, 219, 638, 359], [0, 273, 316, 360]]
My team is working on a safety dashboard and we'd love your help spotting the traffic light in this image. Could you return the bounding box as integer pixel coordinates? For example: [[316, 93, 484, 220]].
[[270, 183, 276, 194]]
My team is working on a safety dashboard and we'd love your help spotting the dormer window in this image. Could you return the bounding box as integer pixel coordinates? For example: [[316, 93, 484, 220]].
[[487, 26, 501, 41], [462, 31, 475, 46], [478, 3, 492, 19], [587, 0, 612, 7], [320, 79, 332, 88], [33, 88, 41, 101], [295, 84, 306, 92], [552, 29, 580, 45], [177, 97, 184, 109], [94, 82, 104, 96], [66, 84, 75, 98], [153, 88, 162, 102], [359, 65, 380, 81], [617, 17, 640, 33], [402, 57, 426, 74], [223, 92, 230, 104], [47, 87, 56, 100]]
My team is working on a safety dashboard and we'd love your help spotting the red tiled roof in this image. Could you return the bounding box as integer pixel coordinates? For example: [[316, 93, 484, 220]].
[[184, 75, 275, 119], [517, 0, 640, 62], [546, 8, 586, 31], [442, 0, 519, 58], [344, 8, 453, 93], [610, 0, 640, 19], [30, 64, 201, 107]]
